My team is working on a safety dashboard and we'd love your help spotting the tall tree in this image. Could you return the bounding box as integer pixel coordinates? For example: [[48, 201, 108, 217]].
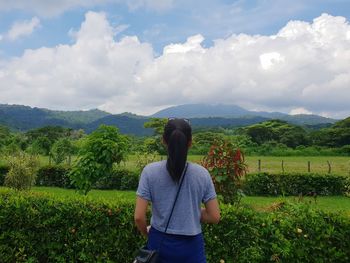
[[70, 125, 129, 195]]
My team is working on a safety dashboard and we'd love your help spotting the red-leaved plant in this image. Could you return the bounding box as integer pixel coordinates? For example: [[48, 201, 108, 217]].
[[202, 140, 247, 204]]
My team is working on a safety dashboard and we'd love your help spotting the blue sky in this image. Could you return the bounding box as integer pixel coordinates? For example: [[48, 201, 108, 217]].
[[0, 0, 350, 118], [1, 0, 350, 57]]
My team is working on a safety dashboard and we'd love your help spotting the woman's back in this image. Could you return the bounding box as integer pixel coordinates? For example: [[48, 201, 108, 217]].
[[134, 118, 220, 263], [137, 160, 216, 236]]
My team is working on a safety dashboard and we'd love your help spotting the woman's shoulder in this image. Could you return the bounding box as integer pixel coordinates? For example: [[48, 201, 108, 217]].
[[143, 160, 166, 173], [188, 162, 210, 176]]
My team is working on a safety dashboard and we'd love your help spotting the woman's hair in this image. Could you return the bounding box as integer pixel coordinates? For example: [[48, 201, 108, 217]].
[[163, 119, 192, 182]]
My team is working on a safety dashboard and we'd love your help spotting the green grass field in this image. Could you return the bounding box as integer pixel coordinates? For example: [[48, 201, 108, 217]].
[[9, 186, 348, 216], [2, 154, 350, 175], [123, 155, 350, 175], [188, 155, 350, 175]]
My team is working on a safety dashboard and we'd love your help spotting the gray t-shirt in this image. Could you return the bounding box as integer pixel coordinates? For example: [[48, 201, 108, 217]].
[[136, 160, 217, 236]]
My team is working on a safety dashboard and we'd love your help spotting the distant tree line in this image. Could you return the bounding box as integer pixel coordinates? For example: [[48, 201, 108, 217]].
[[1, 117, 350, 158]]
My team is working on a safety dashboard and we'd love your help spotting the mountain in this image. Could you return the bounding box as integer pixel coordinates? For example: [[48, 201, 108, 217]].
[[0, 104, 152, 136], [0, 103, 340, 136], [0, 104, 72, 131], [151, 104, 337, 125], [46, 108, 109, 124], [152, 104, 251, 118], [189, 116, 269, 129], [0, 104, 109, 131]]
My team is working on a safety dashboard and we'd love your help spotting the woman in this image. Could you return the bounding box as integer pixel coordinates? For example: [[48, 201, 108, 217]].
[[134, 118, 220, 263]]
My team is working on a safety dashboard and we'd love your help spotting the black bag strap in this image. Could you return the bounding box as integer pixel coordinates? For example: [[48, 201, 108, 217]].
[[164, 162, 189, 234], [153, 163, 188, 254]]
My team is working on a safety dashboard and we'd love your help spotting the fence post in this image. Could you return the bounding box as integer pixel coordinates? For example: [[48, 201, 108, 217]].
[[327, 161, 331, 174], [308, 161, 311, 173], [281, 160, 285, 173], [258, 159, 261, 172]]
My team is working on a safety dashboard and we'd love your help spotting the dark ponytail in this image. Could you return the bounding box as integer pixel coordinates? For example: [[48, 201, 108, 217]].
[[163, 119, 192, 182]]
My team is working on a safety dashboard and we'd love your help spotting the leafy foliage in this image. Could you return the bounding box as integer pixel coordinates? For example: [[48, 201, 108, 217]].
[[50, 138, 76, 164], [202, 140, 247, 204], [0, 125, 12, 150], [134, 151, 159, 172], [0, 164, 9, 186], [70, 125, 129, 194], [0, 189, 349, 262], [25, 126, 73, 155], [94, 167, 139, 190], [191, 132, 226, 154], [243, 172, 349, 196], [4, 152, 39, 190], [311, 121, 350, 147], [241, 120, 309, 148], [36, 165, 72, 188], [143, 118, 168, 154], [143, 118, 168, 135]]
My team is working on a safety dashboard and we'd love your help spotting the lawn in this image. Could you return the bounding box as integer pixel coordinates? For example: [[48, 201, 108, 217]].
[[22, 187, 350, 215], [124, 155, 350, 175], [2, 154, 350, 175]]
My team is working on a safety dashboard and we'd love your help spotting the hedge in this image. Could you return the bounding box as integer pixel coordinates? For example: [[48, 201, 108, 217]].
[[243, 172, 350, 196], [35, 165, 139, 190], [36, 165, 72, 188], [95, 168, 139, 190], [0, 189, 349, 262], [0, 165, 9, 186]]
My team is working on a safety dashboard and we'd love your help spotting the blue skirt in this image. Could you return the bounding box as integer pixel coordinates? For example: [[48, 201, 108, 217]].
[[146, 227, 206, 263]]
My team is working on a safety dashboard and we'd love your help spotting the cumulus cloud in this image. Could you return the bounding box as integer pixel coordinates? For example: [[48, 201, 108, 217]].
[[0, 12, 154, 112], [0, 12, 350, 117], [5, 17, 41, 41], [0, 0, 173, 17], [290, 107, 313, 115]]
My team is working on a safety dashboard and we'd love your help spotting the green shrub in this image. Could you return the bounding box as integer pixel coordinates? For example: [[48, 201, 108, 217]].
[[203, 202, 350, 263], [95, 168, 139, 190], [36, 165, 72, 188], [35, 165, 139, 191], [50, 138, 75, 165], [4, 153, 39, 190], [70, 125, 129, 195], [243, 172, 348, 196], [120, 170, 139, 190], [0, 165, 9, 186], [0, 189, 143, 262], [134, 151, 158, 172], [0, 189, 349, 262]]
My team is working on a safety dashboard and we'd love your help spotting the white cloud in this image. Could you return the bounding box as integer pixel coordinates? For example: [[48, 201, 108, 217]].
[[0, 0, 173, 17], [6, 17, 41, 41], [164, 34, 205, 54], [0, 12, 154, 112], [0, 12, 350, 118], [290, 107, 313, 115], [259, 52, 285, 70]]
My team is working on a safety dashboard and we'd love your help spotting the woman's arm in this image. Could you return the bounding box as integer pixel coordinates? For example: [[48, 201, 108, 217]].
[[201, 198, 220, 224], [134, 196, 149, 237]]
